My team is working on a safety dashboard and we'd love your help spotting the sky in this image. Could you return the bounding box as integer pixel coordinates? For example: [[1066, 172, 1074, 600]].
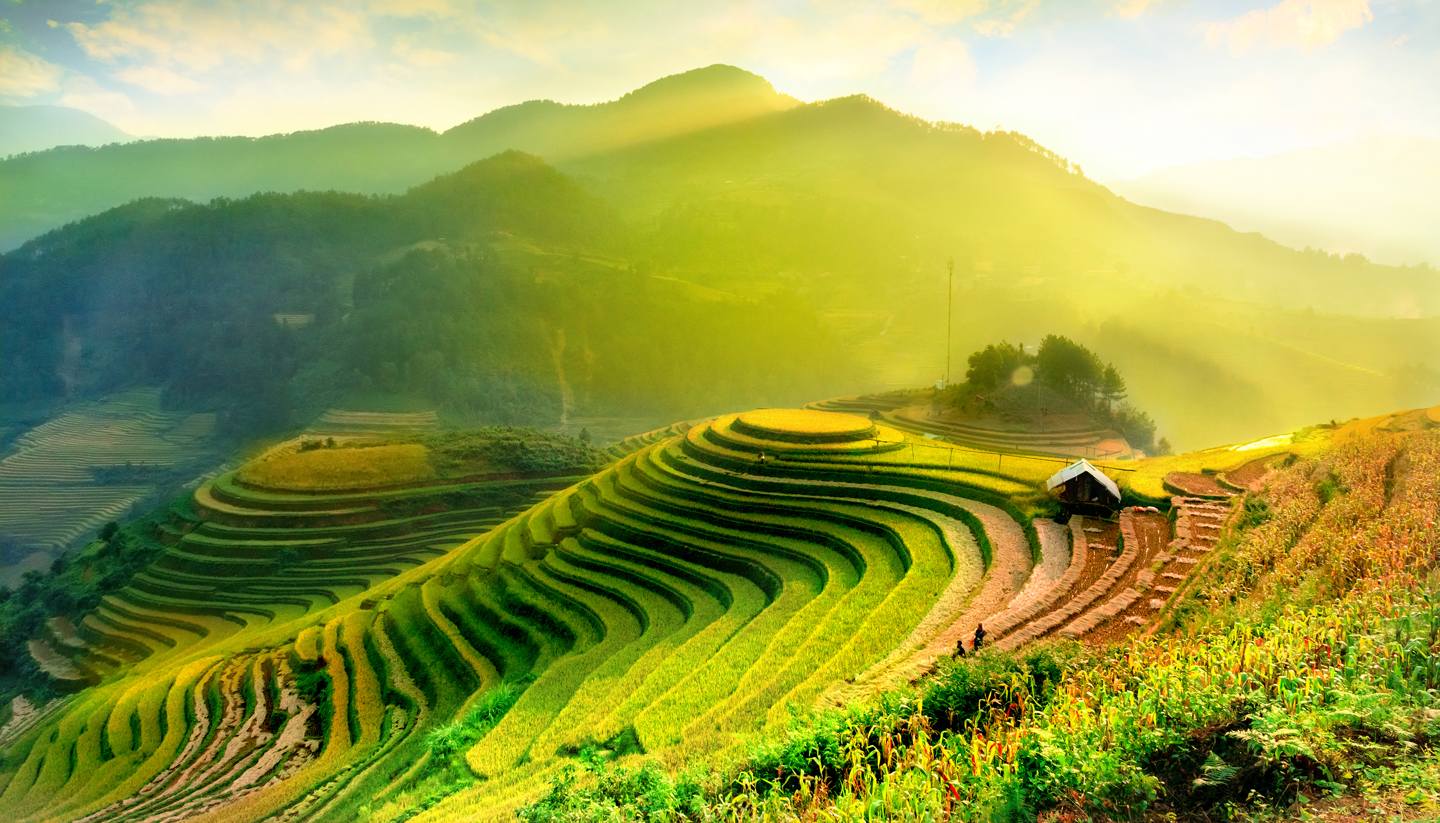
[[0, 0, 1436, 179]]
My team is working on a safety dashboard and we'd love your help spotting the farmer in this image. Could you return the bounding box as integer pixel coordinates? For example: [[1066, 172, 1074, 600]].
[[954, 638, 966, 658], [973, 623, 987, 651], [756, 450, 769, 469]]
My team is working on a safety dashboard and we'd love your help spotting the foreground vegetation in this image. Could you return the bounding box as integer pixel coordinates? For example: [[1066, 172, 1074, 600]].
[[521, 426, 1440, 820]]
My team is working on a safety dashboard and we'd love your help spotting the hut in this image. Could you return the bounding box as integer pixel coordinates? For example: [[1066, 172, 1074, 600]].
[[1046, 459, 1121, 512]]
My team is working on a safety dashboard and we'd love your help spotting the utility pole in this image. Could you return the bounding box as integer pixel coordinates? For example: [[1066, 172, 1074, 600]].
[[944, 258, 954, 388]]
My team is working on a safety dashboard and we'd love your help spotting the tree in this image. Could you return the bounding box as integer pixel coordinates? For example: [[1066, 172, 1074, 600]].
[[964, 342, 1028, 392], [1110, 402, 1157, 452], [1036, 335, 1103, 405], [1100, 364, 1127, 411]]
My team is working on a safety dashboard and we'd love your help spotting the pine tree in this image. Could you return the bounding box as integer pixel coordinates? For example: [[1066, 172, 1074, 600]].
[[1100, 364, 1127, 412]]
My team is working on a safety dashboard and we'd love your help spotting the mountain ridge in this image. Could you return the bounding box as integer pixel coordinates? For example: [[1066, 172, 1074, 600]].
[[0, 104, 130, 159]]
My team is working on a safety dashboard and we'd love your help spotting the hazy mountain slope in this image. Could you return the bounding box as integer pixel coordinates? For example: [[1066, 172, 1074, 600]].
[[569, 95, 1437, 319], [0, 65, 795, 250], [1115, 136, 1440, 268], [0, 104, 129, 158], [1, 67, 1436, 448], [0, 152, 845, 434], [553, 96, 1438, 445]]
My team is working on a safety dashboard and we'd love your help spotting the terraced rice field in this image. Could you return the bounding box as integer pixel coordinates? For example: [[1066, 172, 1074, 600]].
[[0, 404, 1250, 822], [309, 409, 440, 436], [885, 406, 1132, 459], [0, 389, 219, 584], [26, 464, 584, 687]]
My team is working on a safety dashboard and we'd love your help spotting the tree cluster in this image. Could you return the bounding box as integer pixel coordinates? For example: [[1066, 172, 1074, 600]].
[[946, 335, 1159, 451]]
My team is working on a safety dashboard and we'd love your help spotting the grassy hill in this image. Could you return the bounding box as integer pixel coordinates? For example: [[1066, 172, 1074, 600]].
[[4, 399, 1432, 821]]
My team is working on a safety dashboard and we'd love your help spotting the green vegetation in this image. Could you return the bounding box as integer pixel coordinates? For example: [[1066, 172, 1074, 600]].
[[943, 335, 1158, 451], [237, 427, 605, 492], [0, 511, 168, 698], [0, 152, 845, 437], [239, 443, 437, 491]]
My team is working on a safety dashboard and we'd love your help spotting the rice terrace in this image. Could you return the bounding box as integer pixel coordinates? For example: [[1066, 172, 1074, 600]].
[[1, 2, 1439, 821]]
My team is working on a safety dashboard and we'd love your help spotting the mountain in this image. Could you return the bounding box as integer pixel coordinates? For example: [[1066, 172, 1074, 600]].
[[0, 104, 130, 159], [0, 65, 795, 251], [1, 67, 1437, 449], [1114, 136, 1440, 268]]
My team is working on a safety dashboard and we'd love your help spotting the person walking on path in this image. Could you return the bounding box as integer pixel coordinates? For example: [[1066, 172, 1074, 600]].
[[973, 623, 987, 651]]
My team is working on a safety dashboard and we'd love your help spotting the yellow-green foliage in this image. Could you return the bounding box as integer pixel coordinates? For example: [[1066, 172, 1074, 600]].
[[735, 408, 875, 439], [238, 443, 436, 491], [1117, 426, 1330, 502]]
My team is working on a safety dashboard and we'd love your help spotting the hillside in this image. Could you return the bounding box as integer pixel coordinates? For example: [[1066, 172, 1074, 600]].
[[0, 105, 130, 159], [0, 400, 1434, 821], [2, 69, 1436, 456], [0, 151, 846, 438]]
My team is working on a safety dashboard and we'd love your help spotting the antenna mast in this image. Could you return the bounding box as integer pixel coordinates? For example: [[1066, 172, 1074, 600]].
[[944, 258, 954, 388]]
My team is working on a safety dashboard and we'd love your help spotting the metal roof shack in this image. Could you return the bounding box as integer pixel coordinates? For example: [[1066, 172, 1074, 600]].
[[1046, 459, 1121, 511]]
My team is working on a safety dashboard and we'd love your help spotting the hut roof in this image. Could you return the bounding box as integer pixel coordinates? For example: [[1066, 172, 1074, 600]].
[[1046, 459, 1121, 501]]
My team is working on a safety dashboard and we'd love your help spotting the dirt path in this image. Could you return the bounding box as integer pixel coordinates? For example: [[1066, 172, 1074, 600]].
[[1165, 471, 1233, 498], [1219, 454, 1286, 492]]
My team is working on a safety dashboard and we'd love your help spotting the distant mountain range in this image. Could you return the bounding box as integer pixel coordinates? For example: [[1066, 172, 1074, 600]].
[[1115, 136, 1440, 268], [0, 65, 793, 251], [0, 104, 130, 159], [1, 65, 1437, 449]]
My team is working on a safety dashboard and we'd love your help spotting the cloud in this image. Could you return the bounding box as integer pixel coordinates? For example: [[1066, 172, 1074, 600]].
[[115, 65, 202, 95], [970, 0, 1038, 37], [1111, 0, 1153, 19], [1206, 0, 1374, 52], [0, 45, 63, 98], [907, 38, 977, 97], [62, 1, 374, 72], [391, 36, 460, 69], [889, 0, 988, 25], [56, 77, 136, 122]]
